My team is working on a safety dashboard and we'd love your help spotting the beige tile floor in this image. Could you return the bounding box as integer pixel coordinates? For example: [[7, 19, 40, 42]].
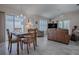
[[0, 36, 79, 55]]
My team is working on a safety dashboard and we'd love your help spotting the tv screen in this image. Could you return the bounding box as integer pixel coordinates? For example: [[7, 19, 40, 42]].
[[48, 23, 57, 28]]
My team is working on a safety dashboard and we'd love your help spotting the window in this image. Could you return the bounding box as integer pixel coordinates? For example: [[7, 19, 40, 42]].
[[58, 21, 63, 28], [5, 15, 24, 32], [38, 19, 47, 31], [5, 15, 14, 32], [15, 16, 24, 32], [58, 20, 70, 29], [5, 15, 24, 41], [63, 20, 70, 29]]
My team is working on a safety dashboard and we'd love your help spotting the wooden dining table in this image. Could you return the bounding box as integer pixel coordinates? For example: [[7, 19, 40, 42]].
[[12, 32, 29, 55]]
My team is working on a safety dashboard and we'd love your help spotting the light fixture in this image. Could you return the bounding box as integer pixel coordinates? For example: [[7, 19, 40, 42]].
[[17, 5, 26, 19], [20, 14, 23, 17], [20, 5, 24, 17]]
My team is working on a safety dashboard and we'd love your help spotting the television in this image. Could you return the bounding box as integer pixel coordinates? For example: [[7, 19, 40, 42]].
[[48, 23, 57, 28]]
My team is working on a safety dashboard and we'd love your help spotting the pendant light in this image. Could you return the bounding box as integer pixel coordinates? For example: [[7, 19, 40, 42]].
[[16, 5, 26, 20], [20, 5, 23, 17]]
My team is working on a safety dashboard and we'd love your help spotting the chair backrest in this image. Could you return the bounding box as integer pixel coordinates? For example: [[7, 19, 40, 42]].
[[28, 29, 37, 39], [6, 29, 12, 41]]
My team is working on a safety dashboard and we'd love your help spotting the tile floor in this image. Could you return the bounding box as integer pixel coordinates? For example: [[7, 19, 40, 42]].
[[0, 36, 79, 55]]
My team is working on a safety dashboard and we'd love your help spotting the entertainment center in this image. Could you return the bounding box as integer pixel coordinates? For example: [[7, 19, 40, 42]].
[[47, 22, 70, 44]]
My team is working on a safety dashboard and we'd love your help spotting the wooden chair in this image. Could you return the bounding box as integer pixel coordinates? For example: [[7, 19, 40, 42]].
[[6, 29, 19, 54], [28, 28, 37, 46], [21, 29, 37, 54]]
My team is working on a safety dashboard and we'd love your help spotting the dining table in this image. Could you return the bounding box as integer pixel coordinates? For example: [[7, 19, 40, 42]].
[[12, 32, 29, 55]]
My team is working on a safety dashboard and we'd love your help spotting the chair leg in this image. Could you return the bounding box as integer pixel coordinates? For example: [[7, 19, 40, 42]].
[[35, 39, 37, 46], [8, 43, 10, 51], [29, 43, 30, 47], [27, 44, 29, 54], [33, 42, 36, 51], [9, 43, 12, 54], [20, 41, 23, 50]]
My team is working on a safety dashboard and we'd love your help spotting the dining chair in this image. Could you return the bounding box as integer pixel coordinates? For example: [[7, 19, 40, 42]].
[[21, 29, 37, 54], [28, 28, 37, 46], [6, 29, 21, 54]]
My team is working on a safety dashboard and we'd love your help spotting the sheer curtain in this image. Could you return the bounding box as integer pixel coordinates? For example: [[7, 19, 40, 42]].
[[38, 19, 47, 31], [15, 16, 24, 32], [5, 15, 14, 32], [5, 15, 24, 33], [38, 19, 47, 36], [5, 15, 24, 41]]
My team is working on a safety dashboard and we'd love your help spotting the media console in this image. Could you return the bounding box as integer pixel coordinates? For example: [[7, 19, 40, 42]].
[[47, 28, 70, 44]]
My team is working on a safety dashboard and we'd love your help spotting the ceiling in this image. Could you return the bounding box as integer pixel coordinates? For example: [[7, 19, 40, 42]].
[[0, 4, 79, 18]]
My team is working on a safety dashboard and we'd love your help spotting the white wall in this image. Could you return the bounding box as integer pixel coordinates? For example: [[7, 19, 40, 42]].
[[23, 10, 79, 35], [64, 10, 79, 35], [48, 10, 79, 35]]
